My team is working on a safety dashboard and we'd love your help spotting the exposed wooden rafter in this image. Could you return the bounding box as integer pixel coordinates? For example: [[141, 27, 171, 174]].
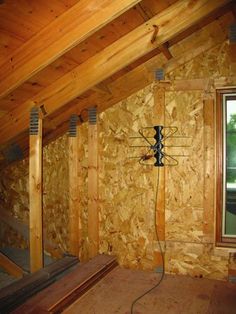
[[0, 0, 141, 100], [0, 0, 230, 148]]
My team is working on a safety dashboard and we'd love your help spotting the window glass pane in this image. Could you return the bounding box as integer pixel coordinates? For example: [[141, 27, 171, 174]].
[[225, 98, 236, 235]]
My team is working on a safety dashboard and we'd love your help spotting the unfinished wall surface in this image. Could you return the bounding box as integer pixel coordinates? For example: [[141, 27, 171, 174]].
[[0, 13, 236, 281], [96, 37, 236, 280], [0, 134, 69, 254]]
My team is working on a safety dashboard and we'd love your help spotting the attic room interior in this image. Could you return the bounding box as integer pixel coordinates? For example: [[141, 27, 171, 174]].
[[0, 0, 236, 313]]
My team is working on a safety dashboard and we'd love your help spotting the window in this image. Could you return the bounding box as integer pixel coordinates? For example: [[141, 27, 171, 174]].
[[216, 89, 236, 246]]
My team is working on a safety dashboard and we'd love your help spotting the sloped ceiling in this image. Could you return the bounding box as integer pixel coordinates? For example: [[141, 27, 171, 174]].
[[0, 0, 235, 167]]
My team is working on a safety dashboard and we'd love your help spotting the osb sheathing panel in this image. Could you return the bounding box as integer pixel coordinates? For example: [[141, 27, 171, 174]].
[[0, 159, 29, 249], [43, 134, 69, 252], [167, 41, 234, 81], [165, 242, 229, 280], [164, 91, 204, 243], [0, 134, 69, 253], [99, 84, 161, 270], [77, 122, 89, 261]]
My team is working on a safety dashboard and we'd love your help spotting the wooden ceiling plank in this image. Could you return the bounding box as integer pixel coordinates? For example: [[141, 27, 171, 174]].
[[0, 8, 232, 168], [0, 0, 141, 99], [0, 0, 231, 146]]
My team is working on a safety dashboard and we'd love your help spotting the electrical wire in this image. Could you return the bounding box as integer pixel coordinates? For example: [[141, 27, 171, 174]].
[[130, 166, 165, 314]]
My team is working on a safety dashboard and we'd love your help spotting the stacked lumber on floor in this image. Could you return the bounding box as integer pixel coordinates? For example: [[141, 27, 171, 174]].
[[0, 256, 78, 313], [12, 254, 117, 314]]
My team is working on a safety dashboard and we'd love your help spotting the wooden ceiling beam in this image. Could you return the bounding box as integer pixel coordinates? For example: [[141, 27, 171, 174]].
[[44, 14, 229, 140], [0, 0, 230, 147], [0, 0, 141, 99]]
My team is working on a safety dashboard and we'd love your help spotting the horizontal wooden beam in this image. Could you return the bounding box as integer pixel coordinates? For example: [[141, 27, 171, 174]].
[[0, 0, 141, 99], [0, 0, 230, 147], [0, 252, 24, 278], [47, 16, 229, 128]]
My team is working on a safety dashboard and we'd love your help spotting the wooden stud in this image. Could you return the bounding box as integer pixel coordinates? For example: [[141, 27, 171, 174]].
[[68, 125, 80, 257], [0, 252, 24, 278], [203, 98, 215, 243], [88, 109, 99, 258], [0, 0, 230, 146], [153, 86, 166, 268], [29, 114, 43, 273], [0, 0, 141, 99]]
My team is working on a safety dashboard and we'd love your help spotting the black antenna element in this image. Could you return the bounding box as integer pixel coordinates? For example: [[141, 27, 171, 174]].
[[29, 107, 39, 135], [153, 126, 164, 167], [88, 107, 97, 125], [69, 114, 78, 137], [129, 125, 191, 167]]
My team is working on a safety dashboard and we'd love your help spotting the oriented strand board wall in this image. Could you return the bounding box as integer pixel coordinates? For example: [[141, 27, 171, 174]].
[[99, 85, 159, 269], [0, 14, 236, 280], [0, 134, 69, 253], [96, 39, 236, 280]]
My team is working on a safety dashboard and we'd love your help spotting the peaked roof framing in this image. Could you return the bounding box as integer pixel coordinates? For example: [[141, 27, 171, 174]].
[[0, 0, 231, 148], [0, 0, 141, 100]]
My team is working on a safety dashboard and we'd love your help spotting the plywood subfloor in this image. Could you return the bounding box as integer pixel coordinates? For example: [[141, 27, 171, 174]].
[[64, 267, 236, 314]]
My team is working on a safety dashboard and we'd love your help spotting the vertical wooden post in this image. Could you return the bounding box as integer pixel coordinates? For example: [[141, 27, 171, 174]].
[[153, 83, 166, 269], [203, 97, 215, 242], [68, 115, 80, 257], [29, 107, 43, 273], [88, 107, 99, 258]]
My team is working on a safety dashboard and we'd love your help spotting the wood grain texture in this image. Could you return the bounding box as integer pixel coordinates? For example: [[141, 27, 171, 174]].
[[68, 129, 80, 257], [88, 123, 99, 258], [203, 98, 215, 243], [29, 118, 43, 273], [0, 0, 141, 99], [13, 255, 117, 314], [153, 86, 166, 267], [0, 0, 230, 146]]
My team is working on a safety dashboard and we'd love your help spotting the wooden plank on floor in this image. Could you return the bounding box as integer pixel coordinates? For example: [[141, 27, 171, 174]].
[[29, 109, 43, 273], [0, 252, 24, 278], [63, 268, 236, 314], [88, 108, 99, 258], [13, 255, 117, 314], [0, 256, 78, 313]]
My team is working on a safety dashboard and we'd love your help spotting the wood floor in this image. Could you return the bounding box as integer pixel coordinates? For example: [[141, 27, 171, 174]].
[[64, 267, 236, 314]]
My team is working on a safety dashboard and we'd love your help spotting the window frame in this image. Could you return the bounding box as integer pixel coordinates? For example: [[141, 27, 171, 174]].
[[216, 88, 236, 248]]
